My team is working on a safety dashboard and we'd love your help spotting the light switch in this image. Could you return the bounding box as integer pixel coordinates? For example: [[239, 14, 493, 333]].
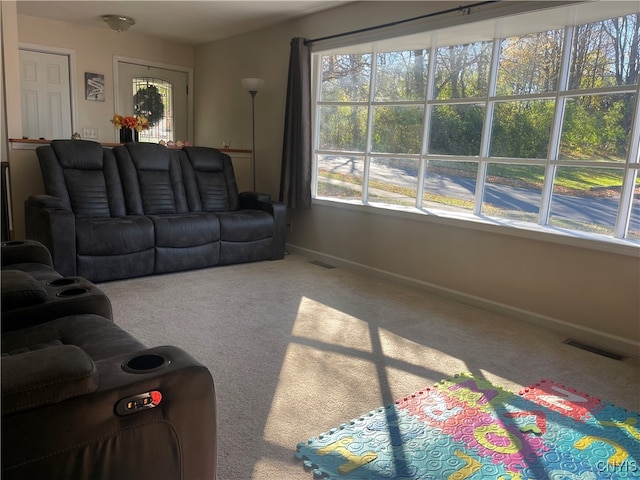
[[83, 128, 98, 139]]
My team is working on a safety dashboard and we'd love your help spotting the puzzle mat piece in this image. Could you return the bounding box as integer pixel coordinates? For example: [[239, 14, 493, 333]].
[[296, 406, 515, 479], [518, 379, 604, 422], [517, 390, 640, 478], [398, 374, 552, 472]]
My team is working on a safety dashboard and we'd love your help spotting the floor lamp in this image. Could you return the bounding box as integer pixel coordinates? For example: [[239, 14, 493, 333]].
[[241, 77, 265, 191]]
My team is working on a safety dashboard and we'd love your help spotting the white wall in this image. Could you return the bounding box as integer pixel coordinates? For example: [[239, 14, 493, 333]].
[[2, 10, 194, 239], [193, 1, 640, 355]]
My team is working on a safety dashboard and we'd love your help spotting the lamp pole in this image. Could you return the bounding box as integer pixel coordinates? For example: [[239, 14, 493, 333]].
[[241, 78, 265, 192], [249, 90, 257, 191]]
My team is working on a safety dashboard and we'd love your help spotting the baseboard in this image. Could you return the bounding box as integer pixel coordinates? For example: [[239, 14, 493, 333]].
[[287, 244, 640, 359]]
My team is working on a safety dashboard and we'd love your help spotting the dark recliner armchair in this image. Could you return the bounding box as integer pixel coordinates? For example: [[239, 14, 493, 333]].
[[1, 241, 217, 479], [26, 140, 155, 281]]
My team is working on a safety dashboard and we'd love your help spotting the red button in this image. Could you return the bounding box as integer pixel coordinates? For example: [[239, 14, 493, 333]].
[[150, 390, 162, 405]]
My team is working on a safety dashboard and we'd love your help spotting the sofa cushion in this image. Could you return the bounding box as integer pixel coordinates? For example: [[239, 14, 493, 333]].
[[150, 213, 220, 248], [77, 250, 155, 284], [114, 144, 188, 215], [217, 210, 274, 242], [63, 169, 112, 218], [76, 216, 154, 256], [181, 147, 240, 212], [1, 270, 47, 311], [45, 140, 126, 219], [52, 139, 104, 170]]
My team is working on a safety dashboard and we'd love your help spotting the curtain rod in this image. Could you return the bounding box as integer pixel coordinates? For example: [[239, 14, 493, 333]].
[[306, 0, 499, 45]]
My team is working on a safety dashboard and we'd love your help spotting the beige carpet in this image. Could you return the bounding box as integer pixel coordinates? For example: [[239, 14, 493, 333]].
[[98, 253, 639, 480]]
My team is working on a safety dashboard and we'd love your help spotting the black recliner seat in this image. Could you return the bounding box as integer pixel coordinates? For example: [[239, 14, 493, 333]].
[[113, 143, 220, 274], [1, 240, 112, 332], [26, 140, 155, 282], [2, 315, 218, 480], [1, 239, 59, 281], [180, 146, 286, 265]]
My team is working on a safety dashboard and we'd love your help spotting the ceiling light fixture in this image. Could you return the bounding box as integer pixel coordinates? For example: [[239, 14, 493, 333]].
[[102, 15, 136, 32]]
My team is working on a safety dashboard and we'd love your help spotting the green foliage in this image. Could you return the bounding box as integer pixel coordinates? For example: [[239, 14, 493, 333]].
[[490, 100, 554, 159], [373, 106, 423, 154], [429, 105, 484, 156], [560, 95, 632, 160], [133, 85, 164, 127]]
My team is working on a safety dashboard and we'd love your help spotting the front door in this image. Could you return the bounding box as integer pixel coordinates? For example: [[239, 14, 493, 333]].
[[116, 61, 189, 143]]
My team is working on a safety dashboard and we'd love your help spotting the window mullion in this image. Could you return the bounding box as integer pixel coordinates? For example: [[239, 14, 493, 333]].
[[614, 83, 640, 238], [362, 49, 378, 205], [474, 38, 501, 215], [539, 25, 574, 226], [417, 45, 437, 209]]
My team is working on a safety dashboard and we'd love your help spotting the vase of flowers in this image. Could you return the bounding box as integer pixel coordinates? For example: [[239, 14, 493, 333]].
[[111, 114, 149, 143]]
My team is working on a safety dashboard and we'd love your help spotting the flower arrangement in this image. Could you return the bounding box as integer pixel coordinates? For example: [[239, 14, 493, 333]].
[[110, 114, 149, 132]]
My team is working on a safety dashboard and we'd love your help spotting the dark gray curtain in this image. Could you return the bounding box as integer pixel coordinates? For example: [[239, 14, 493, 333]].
[[279, 37, 312, 209]]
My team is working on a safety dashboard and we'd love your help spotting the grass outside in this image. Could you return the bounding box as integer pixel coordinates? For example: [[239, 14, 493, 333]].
[[428, 161, 636, 197]]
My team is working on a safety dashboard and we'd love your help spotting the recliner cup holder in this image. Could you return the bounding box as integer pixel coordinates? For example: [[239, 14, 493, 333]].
[[47, 278, 79, 287], [56, 287, 89, 297], [122, 354, 169, 373]]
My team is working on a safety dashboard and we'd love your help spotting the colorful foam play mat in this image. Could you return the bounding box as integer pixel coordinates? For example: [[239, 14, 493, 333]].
[[295, 373, 639, 479]]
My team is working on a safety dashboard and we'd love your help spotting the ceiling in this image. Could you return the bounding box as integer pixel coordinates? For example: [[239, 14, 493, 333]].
[[16, 1, 350, 45]]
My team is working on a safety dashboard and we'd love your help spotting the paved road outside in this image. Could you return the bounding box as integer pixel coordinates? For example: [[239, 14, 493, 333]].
[[319, 156, 640, 234]]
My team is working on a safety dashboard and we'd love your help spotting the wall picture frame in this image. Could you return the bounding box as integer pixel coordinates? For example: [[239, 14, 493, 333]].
[[85, 72, 105, 101]]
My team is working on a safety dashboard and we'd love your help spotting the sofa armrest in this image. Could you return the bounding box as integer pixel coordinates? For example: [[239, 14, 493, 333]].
[[1, 270, 47, 311], [1, 239, 53, 268], [25, 195, 77, 277], [1, 344, 98, 415], [239, 191, 272, 207], [238, 193, 287, 260], [3, 344, 217, 480]]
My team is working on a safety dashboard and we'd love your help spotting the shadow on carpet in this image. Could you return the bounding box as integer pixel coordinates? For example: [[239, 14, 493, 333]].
[[295, 373, 639, 479]]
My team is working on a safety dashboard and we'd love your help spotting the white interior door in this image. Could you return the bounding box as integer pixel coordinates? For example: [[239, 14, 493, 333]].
[[117, 61, 189, 143], [19, 49, 72, 140]]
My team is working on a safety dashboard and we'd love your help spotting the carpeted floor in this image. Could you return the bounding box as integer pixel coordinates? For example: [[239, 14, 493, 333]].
[[98, 253, 639, 480]]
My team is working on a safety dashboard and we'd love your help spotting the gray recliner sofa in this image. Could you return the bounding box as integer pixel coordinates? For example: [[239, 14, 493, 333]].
[[26, 140, 286, 282]]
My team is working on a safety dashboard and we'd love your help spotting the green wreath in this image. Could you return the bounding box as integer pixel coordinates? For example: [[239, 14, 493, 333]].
[[133, 85, 164, 127]]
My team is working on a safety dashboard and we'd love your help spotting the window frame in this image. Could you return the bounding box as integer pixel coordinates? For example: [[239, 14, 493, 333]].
[[311, 5, 640, 250]]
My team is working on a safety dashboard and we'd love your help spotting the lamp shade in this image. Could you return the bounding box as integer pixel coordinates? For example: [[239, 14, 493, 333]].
[[241, 78, 265, 93]]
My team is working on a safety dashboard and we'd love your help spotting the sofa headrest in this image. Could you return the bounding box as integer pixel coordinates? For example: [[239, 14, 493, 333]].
[[51, 140, 104, 170], [183, 147, 225, 172], [125, 143, 171, 171]]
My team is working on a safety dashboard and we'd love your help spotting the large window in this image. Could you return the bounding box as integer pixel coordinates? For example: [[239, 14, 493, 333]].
[[313, 5, 640, 243]]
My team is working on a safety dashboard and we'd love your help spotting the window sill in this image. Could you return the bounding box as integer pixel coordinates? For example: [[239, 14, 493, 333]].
[[312, 197, 640, 258]]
